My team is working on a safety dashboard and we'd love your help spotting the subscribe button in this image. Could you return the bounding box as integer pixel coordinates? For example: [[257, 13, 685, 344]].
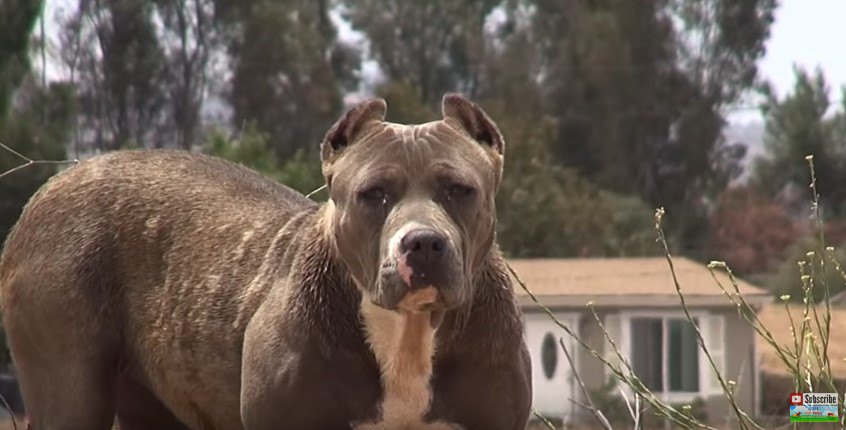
[[790, 392, 839, 423]]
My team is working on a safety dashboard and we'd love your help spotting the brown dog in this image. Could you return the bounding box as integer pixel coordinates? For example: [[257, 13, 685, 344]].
[[0, 94, 531, 429]]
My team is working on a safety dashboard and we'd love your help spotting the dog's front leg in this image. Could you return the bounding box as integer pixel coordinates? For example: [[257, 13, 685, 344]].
[[429, 343, 533, 429], [239, 296, 353, 430]]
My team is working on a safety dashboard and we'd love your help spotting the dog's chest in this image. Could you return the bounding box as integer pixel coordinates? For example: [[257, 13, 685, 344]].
[[355, 302, 462, 430]]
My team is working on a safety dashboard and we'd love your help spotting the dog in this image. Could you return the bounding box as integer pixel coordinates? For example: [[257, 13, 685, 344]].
[[0, 94, 532, 429]]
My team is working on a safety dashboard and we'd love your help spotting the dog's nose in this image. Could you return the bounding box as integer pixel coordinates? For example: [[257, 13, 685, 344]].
[[400, 228, 447, 265]]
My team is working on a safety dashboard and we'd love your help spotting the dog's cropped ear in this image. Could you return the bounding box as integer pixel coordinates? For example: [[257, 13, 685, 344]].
[[442, 93, 504, 156], [321, 98, 387, 165]]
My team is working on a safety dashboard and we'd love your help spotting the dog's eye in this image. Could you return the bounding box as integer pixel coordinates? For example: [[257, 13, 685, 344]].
[[446, 183, 475, 200], [358, 187, 388, 205]]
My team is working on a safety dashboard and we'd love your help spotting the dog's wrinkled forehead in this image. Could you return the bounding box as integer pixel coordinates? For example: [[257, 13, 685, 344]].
[[320, 93, 505, 191], [335, 121, 495, 181]]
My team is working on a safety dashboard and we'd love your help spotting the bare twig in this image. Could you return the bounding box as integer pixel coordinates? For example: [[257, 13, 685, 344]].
[[306, 184, 327, 199], [0, 392, 17, 430], [532, 408, 557, 430], [706, 264, 800, 375], [617, 385, 641, 429], [559, 337, 613, 430], [0, 141, 79, 180]]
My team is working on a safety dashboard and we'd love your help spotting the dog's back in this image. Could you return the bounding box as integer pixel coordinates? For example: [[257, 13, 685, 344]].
[[0, 150, 315, 429]]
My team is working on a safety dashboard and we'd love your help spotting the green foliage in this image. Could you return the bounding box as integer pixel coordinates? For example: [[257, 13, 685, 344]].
[[0, 81, 74, 251], [768, 236, 846, 302], [0, 0, 41, 119], [494, 115, 657, 258], [221, 0, 359, 160], [275, 150, 326, 201], [754, 67, 846, 215], [0, 80, 74, 370], [489, 0, 774, 253], [61, 0, 215, 150], [0, 0, 52, 372], [585, 380, 633, 426], [154, 0, 214, 149], [343, 0, 498, 105], [70, 0, 169, 150], [671, 0, 777, 104], [207, 126, 282, 178], [0, 0, 73, 246], [375, 81, 436, 125], [206, 126, 326, 200]]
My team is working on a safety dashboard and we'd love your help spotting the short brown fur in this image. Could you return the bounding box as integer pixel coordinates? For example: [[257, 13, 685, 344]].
[[0, 94, 531, 430]]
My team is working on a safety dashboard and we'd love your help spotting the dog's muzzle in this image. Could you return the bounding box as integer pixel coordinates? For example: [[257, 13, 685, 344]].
[[376, 227, 461, 311]]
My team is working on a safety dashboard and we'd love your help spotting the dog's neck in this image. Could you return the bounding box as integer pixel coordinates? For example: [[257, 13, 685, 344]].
[[356, 298, 440, 429]]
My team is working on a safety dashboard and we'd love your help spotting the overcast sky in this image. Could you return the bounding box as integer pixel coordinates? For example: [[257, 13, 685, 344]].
[[724, 0, 846, 124], [758, 0, 846, 99]]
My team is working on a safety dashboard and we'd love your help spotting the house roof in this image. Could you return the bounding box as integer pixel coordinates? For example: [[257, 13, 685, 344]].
[[508, 257, 772, 309], [756, 303, 846, 377]]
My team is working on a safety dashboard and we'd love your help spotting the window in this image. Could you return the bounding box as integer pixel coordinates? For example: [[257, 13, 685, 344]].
[[541, 332, 558, 380], [630, 317, 700, 394], [604, 312, 725, 400]]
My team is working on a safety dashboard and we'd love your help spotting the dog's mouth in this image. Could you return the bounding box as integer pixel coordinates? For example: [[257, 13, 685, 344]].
[[375, 260, 461, 311]]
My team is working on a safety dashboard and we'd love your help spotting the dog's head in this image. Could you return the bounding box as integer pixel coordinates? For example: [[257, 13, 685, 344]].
[[321, 94, 504, 312]]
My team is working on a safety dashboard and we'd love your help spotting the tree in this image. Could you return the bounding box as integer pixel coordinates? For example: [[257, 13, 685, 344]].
[[670, 0, 777, 106], [343, 0, 499, 105], [0, 2, 58, 369], [769, 236, 846, 302], [492, 0, 774, 255], [0, 81, 74, 242], [1, 0, 71, 245], [58, 0, 218, 152], [0, 0, 42, 119], [155, 0, 215, 149], [494, 111, 657, 258], [60, 0, 169, 151], [0, 4, 74, 369], [374, 80, 436, 125], [754, 68, 846, 216], [206, 127, 325, 200], [219, 0, 360, 160]]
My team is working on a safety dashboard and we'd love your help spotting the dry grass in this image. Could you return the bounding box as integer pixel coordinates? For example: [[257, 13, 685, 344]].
[[757, 303, 846, 376]]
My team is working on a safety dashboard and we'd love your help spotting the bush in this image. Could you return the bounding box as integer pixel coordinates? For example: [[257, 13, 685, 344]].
[[709, 186, 801, 275], [205, 125, 326, 201], [495, 116, 657, 258], [768, 235, 846, 302]]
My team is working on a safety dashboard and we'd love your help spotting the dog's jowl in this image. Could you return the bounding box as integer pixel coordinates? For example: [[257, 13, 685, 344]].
[[0, 94, 532, 430]]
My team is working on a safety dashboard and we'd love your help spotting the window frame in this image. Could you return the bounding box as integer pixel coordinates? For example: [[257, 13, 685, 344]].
[[618, 310, 721, 404]]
